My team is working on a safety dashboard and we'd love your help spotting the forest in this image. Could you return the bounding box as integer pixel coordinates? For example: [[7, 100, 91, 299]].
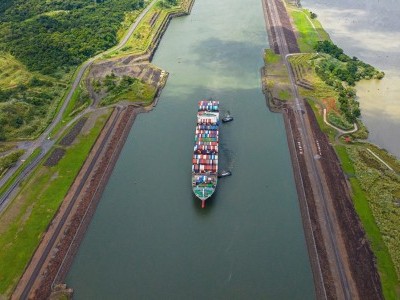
[[0, 0, 144, 74], [313, 40, 384, 123], [0, 0, 145, 141]]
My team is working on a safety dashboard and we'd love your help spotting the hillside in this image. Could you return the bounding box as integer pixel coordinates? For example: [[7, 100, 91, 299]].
[[0, 0, 145, 141]]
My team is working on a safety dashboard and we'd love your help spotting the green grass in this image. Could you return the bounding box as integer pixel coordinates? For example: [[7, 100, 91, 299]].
[[0, 144, 16, 153], [327, 112, 353, 130], [301, 9, 330, 41], [288, 8, 321, 52], [0, 112, 110, 297], [0, 53, 32, 89], [107, 0, 191, 59], [335, 145, 355, 174], [0, 150, 25, 179], [64, 85, 90, 117], [48, 67, 90, 138], [364, 144, 400, 174], [117, 10, 143, 41], [0, 148, 41, 200], [278, 90, 291, 100], [287, 7, 330, 53], [306, 99, 337, 140], [264, 49, 281, 64], [335, 145, 400, 299], [100, 79, 157, 106], [107, 4, 167, 58]]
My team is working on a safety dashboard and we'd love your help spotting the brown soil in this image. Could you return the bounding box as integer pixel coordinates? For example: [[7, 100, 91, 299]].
[[149, 11, 160, 27], [43, 148, 66, 167], [87, 61, 164, 106], [284, 105, 336, 299], [322, 97, 339, 114], [262, 0, 299, 54], [305, 102, 383, 299], [59, 118, 88, 146]]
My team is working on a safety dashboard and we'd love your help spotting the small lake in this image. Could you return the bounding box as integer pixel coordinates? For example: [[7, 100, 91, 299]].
[[302, 0, 400, 157]]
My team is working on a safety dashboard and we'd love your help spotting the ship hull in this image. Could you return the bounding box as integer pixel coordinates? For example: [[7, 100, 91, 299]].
[[191, 100, 219, 206]]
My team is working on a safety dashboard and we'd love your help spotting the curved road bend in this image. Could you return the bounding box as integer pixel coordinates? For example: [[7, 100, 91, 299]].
[[264, 0, 352, 298], [0, 0, 158, 213]]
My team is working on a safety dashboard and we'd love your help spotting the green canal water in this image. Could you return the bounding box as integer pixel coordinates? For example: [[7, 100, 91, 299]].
[[66, 0, 315, 298]]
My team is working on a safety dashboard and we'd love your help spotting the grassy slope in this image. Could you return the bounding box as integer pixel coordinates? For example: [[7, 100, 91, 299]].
[[0, 52, 72, 141], [101, 83, 156, 106], [335, 146, 400, 299], [0, 112, 110, 296], [263, 49, 292, 100], [287, 7, 330, 53], [0, 53, 32, 88], [107, 0, 190, 59], [284, 2, 400, 297]]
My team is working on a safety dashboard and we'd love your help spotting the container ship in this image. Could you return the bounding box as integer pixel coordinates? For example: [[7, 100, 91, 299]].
[[192, 100, 219, 208]]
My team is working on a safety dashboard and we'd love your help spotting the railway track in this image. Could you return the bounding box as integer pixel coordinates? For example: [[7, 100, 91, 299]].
[[262, 0, 353, 298]]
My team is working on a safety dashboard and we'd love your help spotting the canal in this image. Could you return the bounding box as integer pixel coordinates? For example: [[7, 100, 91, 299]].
[[66, 0, 315, 298]]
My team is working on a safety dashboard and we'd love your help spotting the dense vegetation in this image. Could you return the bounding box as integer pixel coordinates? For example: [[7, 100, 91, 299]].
[[0, 0, 145, 141], [337, 145, 400, 298], [313, 41, 384, 123], [94, 73, 156, 106], [0, 0, 144, 74], [315, 41, 384, 85], [0, 150, 24, 177], [0, 74, 66, 141], [286, 3, 400, 296]]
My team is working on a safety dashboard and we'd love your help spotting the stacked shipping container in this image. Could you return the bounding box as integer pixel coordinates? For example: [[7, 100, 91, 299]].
[[192, 100, 219, 176]]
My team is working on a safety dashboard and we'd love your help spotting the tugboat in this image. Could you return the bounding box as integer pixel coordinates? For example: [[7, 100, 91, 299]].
[[222, 111, 233, 123], [192, 100, 219, 208], [218, 170, 232, 178]]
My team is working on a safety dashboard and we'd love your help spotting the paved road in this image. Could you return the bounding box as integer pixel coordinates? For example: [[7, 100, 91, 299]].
[[16, 107, 124, 300], [264, 0, 352, 298], [0, 0, 158, 212]]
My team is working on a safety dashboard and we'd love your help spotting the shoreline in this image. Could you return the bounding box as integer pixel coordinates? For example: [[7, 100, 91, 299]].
[[261, 0, 384, 298], [10, 0, 195, 298], [5, 0, 397, 298]]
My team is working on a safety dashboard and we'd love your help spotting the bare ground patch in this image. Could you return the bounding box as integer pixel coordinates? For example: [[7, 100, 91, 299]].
[[87, 56, 164, 106], [43, 149, 66, 167], [81, 109, 111, 136], [59, 118, 88, 146]]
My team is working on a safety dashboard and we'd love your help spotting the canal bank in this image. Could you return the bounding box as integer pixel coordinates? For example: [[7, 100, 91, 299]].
[[66, 0, 315, 298], [261, 0, 384, 298], [9, 0, 196, 298], [301, 0, 400, 158]]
